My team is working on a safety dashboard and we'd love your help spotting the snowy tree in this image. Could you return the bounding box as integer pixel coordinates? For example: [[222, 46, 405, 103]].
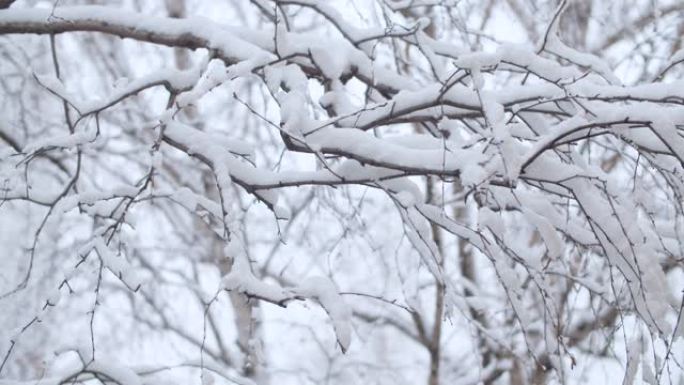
[[1, 1, 683, 384]]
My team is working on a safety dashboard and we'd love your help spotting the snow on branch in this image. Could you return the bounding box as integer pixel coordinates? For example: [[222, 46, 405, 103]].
[[2, 1, 684, 383]]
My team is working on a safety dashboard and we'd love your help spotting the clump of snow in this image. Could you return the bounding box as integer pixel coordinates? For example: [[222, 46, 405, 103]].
[[295, 276, 353, 353]]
